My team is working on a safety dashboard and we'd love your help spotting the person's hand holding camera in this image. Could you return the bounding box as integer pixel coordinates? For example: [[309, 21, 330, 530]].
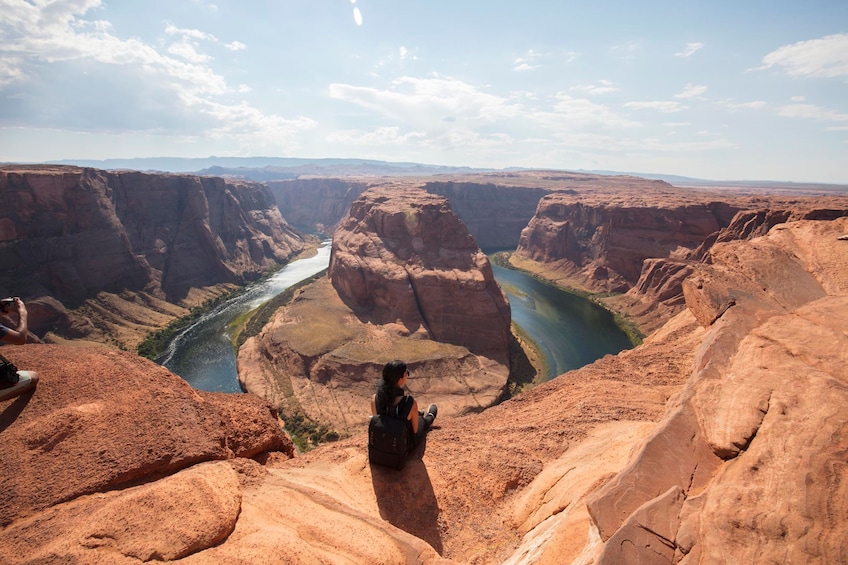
[[0, 297, 28, 344], [1, 297, 22, 312]]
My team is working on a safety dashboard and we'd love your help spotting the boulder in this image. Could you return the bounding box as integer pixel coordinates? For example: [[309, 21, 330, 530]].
[[0, 344, 292, 527]]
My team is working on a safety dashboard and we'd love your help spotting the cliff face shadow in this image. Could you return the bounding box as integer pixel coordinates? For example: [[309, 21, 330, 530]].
[[370, 438, 443, 554]]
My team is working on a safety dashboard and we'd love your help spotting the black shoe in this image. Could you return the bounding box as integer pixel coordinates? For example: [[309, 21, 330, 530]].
[[423, 404, 437, 427]]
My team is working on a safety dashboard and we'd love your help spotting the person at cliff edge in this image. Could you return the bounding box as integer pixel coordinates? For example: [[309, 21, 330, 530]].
[[371, 360, 438, 450], [0, 297, 39, 401]]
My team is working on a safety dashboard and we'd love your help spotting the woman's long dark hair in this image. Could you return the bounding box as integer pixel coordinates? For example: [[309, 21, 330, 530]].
[[375, 360, 407, 413]]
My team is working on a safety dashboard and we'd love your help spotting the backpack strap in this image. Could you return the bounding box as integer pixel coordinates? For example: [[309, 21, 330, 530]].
[[381, 394, 413, 420], [395, 395, 413, 420]]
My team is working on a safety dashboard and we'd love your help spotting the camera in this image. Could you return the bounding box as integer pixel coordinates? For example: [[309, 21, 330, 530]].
[[0, 298, 16, 313]]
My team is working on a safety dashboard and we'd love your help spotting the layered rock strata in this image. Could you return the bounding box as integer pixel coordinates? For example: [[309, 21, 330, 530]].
[[265, 178, 369, 233], [422, 181, 550, 250], [516, 194, 739, 292], [265, 172, 672, 251], [0, 165, 304, 346], [329, 186, 511, 361], [0, 344, 447, 564]]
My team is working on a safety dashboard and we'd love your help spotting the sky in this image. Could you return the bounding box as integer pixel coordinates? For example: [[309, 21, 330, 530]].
[[0, 1, 847, 183]]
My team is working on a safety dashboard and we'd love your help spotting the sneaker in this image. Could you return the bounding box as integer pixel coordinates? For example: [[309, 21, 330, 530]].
[[0, 370, 38, 402], [423, 404, 437, 427]]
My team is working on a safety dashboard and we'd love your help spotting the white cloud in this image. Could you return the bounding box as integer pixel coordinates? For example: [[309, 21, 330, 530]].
[[353, 7, 363, 26], [674, 83, 707, 99], [165, 24, 216, 42], [164, 23, 245, 53], [719, 100, 768, 111], [0, 0, 303, 147], [663, 122, 691, 127], [328, 75, 523, 129], [513, 49, 544, 72], [528, 94, 640, 129], [676, 43, 704, 58], [777, 103, 848, 122], [327, 127, 426, 146], [167, 39, 213, 64], [757, 33, 848, 78], [189, 0, 218, 12], [571, 80, 618, 95], [0, 58, 25, 86], [398, 46, 418, 63], [624, 101, 688, 113], [224, 41, 246, 51]]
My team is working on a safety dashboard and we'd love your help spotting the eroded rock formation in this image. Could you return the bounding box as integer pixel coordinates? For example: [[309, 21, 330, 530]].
[[329, 186, 511, 360], [266, 178, 369, 233], [516, 193, 738, 292], [422, 181, 550, 250], [238, 186, 512, 434], [585, 217, 848, 564], [0, 345, 447, 564], [4, 169, 848, 564]]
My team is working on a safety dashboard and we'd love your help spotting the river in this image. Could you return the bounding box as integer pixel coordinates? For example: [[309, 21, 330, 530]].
[[158, 242, 333, 392], [491, 264, 632, 380], [160, 247, 632, 391]]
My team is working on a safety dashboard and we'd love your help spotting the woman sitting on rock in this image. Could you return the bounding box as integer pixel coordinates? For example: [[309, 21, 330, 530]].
[[371, 360, 437, 449]]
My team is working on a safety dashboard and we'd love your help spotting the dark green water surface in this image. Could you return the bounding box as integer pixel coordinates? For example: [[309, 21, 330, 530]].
[[492, 264, 633, 380]]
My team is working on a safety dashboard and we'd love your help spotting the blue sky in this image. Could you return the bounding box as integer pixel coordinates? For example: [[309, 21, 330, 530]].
[[1, 0, 846, 183]]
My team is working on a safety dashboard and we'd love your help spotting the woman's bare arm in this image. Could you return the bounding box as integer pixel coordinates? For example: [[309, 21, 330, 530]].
[[409, 398, 419, 434]]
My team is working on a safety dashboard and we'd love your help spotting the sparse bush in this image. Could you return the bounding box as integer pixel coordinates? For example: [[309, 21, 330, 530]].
[[280, 409, 345, 452]]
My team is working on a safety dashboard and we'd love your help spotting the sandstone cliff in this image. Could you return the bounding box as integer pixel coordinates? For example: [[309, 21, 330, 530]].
[[266, 178, 369, 233], [265, 172, 671, 251], [237, 186, 512, 435], [515, 193, 739, 292], [0, 165, 304, 348], [511, 184, 848, 334], [585, 216, 848, 564], [329, 186, 511, 360], [422, 181, 550, 250]]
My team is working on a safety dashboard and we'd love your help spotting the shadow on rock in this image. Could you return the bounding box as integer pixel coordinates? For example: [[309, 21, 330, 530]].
[[370, 438, 443, 555], [0, 389, 36, 433]]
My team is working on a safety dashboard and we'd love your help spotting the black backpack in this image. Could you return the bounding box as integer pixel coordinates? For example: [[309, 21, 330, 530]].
[[0, 353, 19, 387], [368, 396, 412, 470]]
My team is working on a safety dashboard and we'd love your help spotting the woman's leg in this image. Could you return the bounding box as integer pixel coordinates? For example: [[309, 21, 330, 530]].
[[411, 414, 427, 448]]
